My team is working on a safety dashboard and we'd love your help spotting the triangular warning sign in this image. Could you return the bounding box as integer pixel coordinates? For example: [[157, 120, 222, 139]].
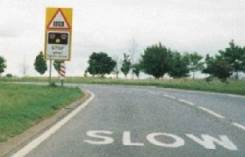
[[48, 9, 70, 29]]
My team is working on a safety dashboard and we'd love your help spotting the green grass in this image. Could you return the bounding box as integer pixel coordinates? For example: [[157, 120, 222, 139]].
[[0, 83, 82, 142], [1, 76, 245, 96]]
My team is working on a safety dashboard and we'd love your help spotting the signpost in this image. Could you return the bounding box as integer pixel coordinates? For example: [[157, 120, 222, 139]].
[[44, 8, 72, 85]]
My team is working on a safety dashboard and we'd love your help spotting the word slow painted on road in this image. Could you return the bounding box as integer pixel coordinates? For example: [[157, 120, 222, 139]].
[[84, 130, 238, 151]]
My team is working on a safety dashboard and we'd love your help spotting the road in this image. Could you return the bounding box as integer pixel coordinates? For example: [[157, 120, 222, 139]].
[[21, 84, 245, 157]]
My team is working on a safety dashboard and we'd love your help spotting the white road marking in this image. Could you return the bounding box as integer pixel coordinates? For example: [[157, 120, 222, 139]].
[[11, 91, 95, 157], [144, 90, 243, 135], [161, 88, 245, 99], [162, 94, 226, 120], [177, 99, 195, 106], [232, 123, 245, 131], [186, 134, 238, 151], [84, 130, 114, 145], [162, 94, 243, 133], [163, 94, 176, 100], [146, 133, 185, 148], [198, 106, 225, 119], [123, 131, 144, 146], [84, 131, 238, 151]]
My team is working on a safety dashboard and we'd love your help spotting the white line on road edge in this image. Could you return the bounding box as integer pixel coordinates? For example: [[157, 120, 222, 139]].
[[163, 94, 176, 100], [11, 91, 95, 157], [177, 99, 195, 106], [198, 106, 225, 119], [232, 123, 245, 131], [161, 93, 243, 133], [161, 88, 245, 99]]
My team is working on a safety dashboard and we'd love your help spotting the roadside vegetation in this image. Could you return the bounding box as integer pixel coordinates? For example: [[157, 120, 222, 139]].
[[0, 40, 245, 95], [81, 40, 245, 82], [1, 77, 245, 95], [0, 83, 82, 142], [1, 40, 244, 82]]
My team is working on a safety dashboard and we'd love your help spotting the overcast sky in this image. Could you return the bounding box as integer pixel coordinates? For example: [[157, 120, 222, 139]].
[[0, 0, 245, 76]]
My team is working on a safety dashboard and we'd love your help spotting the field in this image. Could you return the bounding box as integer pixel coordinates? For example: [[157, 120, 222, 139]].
[[0, 83, 82, 142], [2, 76, 245, 95]]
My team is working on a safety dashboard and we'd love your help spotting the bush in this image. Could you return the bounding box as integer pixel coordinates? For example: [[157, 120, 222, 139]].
[[6, 73, 13, 78]]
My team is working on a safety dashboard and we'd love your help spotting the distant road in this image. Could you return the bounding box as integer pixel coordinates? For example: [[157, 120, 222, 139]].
[[21, 84, 245, 157]]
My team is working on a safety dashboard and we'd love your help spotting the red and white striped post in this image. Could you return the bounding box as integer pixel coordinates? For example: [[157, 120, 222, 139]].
[[58, 62, 66, 86]]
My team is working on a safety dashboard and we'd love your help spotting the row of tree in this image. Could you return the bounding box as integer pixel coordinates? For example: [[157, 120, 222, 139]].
[[140, 44, 205, 79], [86, 40, 245, 81], [0, 40, 244, 82], [0, 52, 47, 77]]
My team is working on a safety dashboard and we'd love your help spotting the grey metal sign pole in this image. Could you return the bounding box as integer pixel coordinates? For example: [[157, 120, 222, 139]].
[[49, 59, 52, 85]]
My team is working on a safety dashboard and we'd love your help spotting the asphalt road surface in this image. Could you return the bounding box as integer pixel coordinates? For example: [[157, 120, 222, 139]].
[[23, 84, 245, 157]]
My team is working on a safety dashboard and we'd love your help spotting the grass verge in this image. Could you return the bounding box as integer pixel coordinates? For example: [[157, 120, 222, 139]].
[[0, 83, 82, 142], [1, 76, 245, 95]]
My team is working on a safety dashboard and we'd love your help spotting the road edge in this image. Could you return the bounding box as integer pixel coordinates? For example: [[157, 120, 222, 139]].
[[1, 90, 94, 157]]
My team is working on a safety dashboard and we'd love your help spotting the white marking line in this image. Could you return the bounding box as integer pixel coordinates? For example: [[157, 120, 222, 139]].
[[163, 94, 176, 100], [232, 123, 245, 131], [198, 107, 225, 119], [11, 91, 95, 157], [177, 99, 195, 106]]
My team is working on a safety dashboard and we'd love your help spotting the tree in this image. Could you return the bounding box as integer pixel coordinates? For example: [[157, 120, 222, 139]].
[[131, 63, 141, 78], [203, 54, 232, 82], [128, 38, 138, 79], [140, 43, 171, 79], [112, 56, 120, 79], [202, 54, 213, 76], [84, 69, 88, 77], [6, 73, 13, 78], [113, 64, 120, 79], [121, 53, 131, 78], [187, 52, 204, 80], [20, 55, 29, 76], [169, 52, 190, 78], [34, 51, 47, 75], [129, 38, 138, 65], [0, 56, 6, 76], [87, 52, 116, 77], [219, 40, 245, 79]]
